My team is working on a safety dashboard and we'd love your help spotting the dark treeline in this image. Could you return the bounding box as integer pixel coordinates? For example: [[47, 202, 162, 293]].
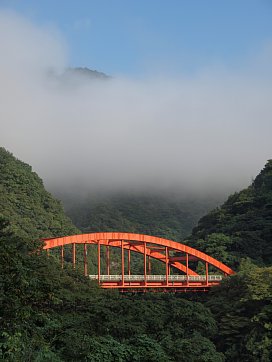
[[0, 147, 271, 361]]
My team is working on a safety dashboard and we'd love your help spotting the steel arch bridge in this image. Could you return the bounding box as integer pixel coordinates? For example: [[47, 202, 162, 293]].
[[43, 232, 235, 292]]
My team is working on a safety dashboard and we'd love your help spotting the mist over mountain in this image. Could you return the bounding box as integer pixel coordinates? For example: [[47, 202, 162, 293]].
[[64, 67, 109, 80], [49, 67, 110, 88], [0, 9, 271, 199], [63, 191, 223, 241]]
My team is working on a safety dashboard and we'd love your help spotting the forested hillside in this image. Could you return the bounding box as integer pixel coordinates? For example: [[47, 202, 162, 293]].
[[1, 148, 272, 361], [63, 192, 220, 275], [0, 147, 224, 361], [189, 160, 272, 268], [64, 193, 220, 241], [185, 161, 272, 360], [0, 216, 224, 361], [0, 147, 78, 239]]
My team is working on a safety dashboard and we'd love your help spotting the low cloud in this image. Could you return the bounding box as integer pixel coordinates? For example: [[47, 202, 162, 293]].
[[0, 10, 271, 196]]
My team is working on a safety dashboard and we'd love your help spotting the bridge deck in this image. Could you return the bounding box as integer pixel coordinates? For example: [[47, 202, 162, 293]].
[[89, 274, 223, 290], [89, 274, 223, 281]]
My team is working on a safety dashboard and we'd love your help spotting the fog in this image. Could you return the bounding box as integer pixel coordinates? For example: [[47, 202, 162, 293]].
[[0, 10, 271, 197]]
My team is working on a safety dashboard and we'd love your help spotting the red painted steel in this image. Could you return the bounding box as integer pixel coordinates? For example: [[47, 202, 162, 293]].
[[106, 246, 110, 275], [97, 240, 101, 283], [121, 240, 124, 286], [128, 248, 131, 276], [61, 245, 64, 269], [186, 253, 189, 286], [165, 246, 169, 285], [144, 242, 147, 286], [148, 255, 151, 275], [43, 232, 235, 291], [72, 243, 76, 269], [84, 243, 87, 276]]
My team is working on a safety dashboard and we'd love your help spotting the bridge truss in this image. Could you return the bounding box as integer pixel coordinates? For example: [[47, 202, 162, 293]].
[[43, 232, 235, 292]]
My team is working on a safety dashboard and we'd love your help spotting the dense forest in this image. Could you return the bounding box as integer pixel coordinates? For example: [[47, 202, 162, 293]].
[[190, 160, 272, 268], [0, 148, 271, 361], [0, 148, 78, 239], [63, 192, 220, 242]]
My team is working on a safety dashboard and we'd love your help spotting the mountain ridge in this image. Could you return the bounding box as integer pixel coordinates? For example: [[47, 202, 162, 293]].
[[0, 147, 78, 239]]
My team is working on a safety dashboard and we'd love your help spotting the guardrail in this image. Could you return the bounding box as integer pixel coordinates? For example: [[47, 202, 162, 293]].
[[89, 275, 223, 282]]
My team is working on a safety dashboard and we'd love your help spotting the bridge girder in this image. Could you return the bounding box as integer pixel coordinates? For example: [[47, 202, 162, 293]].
[[44, 232, 234, 274]]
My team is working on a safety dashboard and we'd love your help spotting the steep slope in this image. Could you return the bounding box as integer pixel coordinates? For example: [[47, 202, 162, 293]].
[[0, 147, 78, 239], [190, 160, 272, 267]]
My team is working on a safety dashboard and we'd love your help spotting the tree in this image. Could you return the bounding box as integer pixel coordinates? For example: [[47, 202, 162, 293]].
[[207, 261, 272, 361]]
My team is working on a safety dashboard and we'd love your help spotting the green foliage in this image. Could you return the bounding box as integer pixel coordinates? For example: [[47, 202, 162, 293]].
[[66, 193, 218, 241], [65, 193, 219, 274], [0, 147, 78, 239], [0, 215, 221, 361], [208, 261, 272, 361], [190, 160, 272, 267], [193, 233, 236, 266], [188, 162, 272, 360], [0, 216, 61, 360], [172, 334, 225, 362], [2, 148, 272, 361]]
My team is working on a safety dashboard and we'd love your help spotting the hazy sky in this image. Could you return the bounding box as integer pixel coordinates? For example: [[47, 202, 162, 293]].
[[0, 4, 271, 195]]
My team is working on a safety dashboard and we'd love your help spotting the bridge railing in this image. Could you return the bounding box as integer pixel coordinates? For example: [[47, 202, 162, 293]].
[[89, 275, 223, 282]]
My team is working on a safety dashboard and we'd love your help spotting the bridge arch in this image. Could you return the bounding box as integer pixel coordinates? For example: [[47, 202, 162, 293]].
[[43, 232, 234, 291]]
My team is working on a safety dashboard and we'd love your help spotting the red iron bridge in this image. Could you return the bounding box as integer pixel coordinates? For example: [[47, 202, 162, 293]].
[[43, 232, 235, 292]]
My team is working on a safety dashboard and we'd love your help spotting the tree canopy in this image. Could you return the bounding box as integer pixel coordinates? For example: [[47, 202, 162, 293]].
[[190, 160, 272, 267], [1, 147, 272, 361]]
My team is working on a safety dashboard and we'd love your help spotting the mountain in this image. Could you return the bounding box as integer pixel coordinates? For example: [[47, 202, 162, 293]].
[[0, 147, 78, 239], [63, 192, 221, 242], [189, 160, 272, 267], [64, 67, 109, 80], [1, 147, 271, 360], [53, 66, 110, 88], [0, 147, 224, 361]]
